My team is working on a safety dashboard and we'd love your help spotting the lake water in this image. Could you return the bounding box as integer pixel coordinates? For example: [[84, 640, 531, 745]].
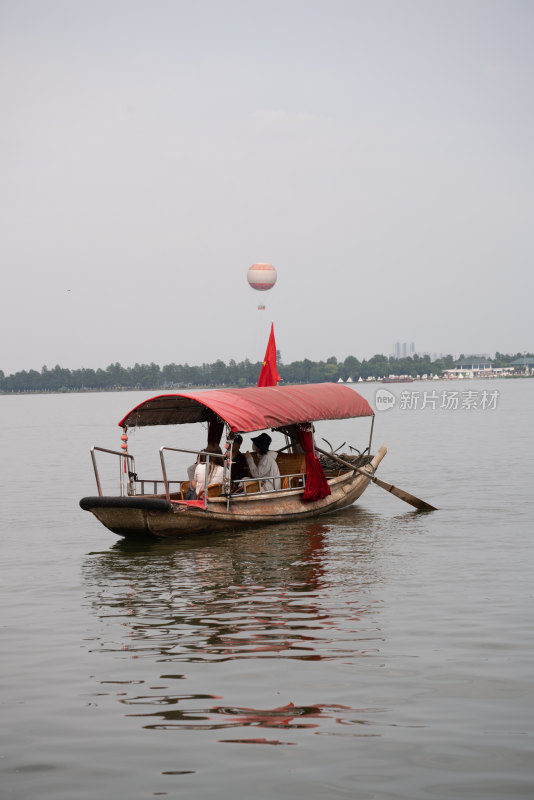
[[1, 379, 533, 799]]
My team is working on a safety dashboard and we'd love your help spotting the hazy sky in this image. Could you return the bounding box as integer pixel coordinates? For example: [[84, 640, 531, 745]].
[[1, 0, 532, 374]]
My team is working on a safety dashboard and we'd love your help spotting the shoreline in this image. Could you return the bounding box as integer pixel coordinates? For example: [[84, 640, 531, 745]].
[[1, 374, 532, 397]]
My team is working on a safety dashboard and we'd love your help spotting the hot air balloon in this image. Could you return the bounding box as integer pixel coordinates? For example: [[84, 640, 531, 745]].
[[247, 263, 277, 310]]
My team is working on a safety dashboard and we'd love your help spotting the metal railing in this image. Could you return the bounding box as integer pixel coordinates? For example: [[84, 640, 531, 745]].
[[91, 444, 309, 506], [90, 447, 136, 497], [160, 446, 219, 508], [134, 479, 182, 496]]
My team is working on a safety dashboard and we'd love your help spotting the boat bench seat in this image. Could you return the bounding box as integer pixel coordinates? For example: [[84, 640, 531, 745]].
[[276, 452, 307, 489], [180, 481, 222, 500], [240, 480, 260, 494], [277, 452, 306, 474]]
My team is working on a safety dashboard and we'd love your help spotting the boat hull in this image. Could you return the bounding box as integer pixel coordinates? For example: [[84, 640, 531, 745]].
[[80, 447, 386, 539]]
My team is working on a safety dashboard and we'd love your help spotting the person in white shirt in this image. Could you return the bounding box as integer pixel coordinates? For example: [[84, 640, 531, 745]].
[[192, 444, 224, 497], [245, 433, 281, 492]]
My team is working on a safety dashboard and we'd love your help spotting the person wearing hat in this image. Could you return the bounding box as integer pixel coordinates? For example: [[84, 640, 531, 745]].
[[245, 432, 281, 492]]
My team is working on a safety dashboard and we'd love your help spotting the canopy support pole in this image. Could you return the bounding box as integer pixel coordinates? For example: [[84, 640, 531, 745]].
[[368, 415, 375, 455]]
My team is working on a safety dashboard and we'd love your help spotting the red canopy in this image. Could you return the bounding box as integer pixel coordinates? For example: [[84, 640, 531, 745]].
[[118, 383, 373, 433]]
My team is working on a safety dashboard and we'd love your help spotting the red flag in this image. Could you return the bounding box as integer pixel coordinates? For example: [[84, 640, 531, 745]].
[[257, 323, 281, 387]]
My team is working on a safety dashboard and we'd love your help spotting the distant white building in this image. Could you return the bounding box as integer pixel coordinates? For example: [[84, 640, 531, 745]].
[[443, 357, 513, 379], [509, 357, 534, 375], [443, 358, 493, 378]]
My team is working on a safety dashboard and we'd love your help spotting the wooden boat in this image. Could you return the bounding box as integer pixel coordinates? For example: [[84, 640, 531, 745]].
[[80, 383, 386, 539]]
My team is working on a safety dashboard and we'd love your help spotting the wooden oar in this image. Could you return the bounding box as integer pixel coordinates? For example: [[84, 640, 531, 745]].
[[315, 446, 437, 512], [364, 473, 437, 511]]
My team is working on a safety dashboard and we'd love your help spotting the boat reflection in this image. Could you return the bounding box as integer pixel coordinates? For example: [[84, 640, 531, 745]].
[[83, 509, 384, 664], [121, 697, 381, 743], [82, 507, 389, 743]]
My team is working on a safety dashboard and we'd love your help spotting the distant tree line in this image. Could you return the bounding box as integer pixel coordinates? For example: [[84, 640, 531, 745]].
[[0, 352, 531, 393]]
